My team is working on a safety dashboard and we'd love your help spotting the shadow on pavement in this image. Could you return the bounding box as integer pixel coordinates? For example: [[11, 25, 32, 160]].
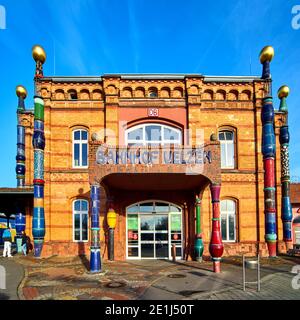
[[0, 293, 10, 300], [77, 242, 90, 272]]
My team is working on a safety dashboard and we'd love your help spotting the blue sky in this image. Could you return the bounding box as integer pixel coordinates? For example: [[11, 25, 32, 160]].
[[0, 0, 299, 187]]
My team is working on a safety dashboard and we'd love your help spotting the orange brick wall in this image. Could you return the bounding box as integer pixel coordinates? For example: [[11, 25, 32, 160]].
[[22, 76, 287, 258]]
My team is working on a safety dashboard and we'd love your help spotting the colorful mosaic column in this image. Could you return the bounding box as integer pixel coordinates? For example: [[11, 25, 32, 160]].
[[261, 96, 277, 257], [260, 46, 277, 258], [16, 86, 27, 188], [15, 86, 27, 252], [194, 196, 204, 262], [278, 85, 293, 250], [32, 45, 46, 257], [209, 184, 224, 273], [90, 185, 101, 272]]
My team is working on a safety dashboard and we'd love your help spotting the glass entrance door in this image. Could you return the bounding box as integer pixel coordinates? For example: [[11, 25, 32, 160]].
[[126, 201, 183, 260], [140, 214, 168, 259]]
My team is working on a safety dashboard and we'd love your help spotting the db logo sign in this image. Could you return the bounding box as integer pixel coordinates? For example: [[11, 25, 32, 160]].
[[148, 108, 159, 117]]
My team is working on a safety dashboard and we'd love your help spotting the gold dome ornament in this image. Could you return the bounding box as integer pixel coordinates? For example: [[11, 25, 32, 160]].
[[32, 45, 46, 64], [16, 85, 27, 99], [259, 46, 275, 64], [277, 85, 290, 99]]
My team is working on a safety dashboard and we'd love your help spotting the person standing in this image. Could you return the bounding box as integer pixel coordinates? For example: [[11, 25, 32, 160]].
[[21, 231, 27, 256], [2, 227, 12, 258]]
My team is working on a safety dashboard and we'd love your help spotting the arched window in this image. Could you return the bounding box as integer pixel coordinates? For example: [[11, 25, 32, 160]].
[[68, 89, 78, 100], [73, 199, 88, 242], [73, 129, 88, 168], [219, 130, 235, 169], [149, 88, 158, 98], [220, 199, 237, 242], [126, 123, 182, 147]]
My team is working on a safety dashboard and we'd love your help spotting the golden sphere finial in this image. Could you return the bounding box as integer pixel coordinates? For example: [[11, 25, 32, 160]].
[[32, 45, 46, 64], [259, 46, 275, 64], [16, 85, 27, 99], [278, 85, 290, 99]]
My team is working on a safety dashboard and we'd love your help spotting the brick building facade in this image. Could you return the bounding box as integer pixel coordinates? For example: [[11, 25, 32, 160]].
[[16, 72, 290, 260]]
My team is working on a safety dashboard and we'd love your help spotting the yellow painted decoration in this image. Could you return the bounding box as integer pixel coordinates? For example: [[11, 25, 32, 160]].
[[32, 45, 47, 64], [278, 85, 290, 99], [16, 85, 27, 99], [107, 208, 117, 229], [259, 46, 275, 64]]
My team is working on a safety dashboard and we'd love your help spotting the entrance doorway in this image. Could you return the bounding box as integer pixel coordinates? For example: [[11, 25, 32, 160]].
[[126, 201, 183, 260]]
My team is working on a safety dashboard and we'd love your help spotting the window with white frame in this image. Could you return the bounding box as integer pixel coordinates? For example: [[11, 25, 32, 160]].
[[220, 199, 236, 242], [73, 199, 88, 242], [73, 129, 88, 168], [126, 123, 182, 147], [219, 130, 235, 169]]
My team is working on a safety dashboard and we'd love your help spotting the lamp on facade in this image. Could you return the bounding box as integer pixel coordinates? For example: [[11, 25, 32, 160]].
[[107, 207, 117, 261]]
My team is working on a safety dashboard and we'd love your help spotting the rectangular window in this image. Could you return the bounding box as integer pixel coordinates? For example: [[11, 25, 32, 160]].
[[73, 200, 89, 242], [81, 214, 88, 241], [220, 200, 236, 242], [229, 214, 235, 241], [128, 128, 143, 141], [74, 214, 81, 241], [219, 131, 235, 169], [81, 131, 88, 140], [74, 131, 81, 140], [74, 144, 80, 167], [82, 144, 88, 166], [227, 143, 234, 168], [145, 125, 162, 141], [221, 143, 226, 168], [221, 215, 227, 240], [73, 130, 88, 168]]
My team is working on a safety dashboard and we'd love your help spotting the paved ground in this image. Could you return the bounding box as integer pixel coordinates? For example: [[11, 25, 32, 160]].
[[0, 256, 24, 300], [0, 249, 299, 300], [141, 257, 300, 300]]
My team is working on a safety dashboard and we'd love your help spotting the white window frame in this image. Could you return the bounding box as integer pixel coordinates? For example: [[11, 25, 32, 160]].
[[72, 129, 88, 168], [220, 200, 237, 242], [125, 123, 182, 146], [73, 199, 89, 242], [219, 130, 235, 169]]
